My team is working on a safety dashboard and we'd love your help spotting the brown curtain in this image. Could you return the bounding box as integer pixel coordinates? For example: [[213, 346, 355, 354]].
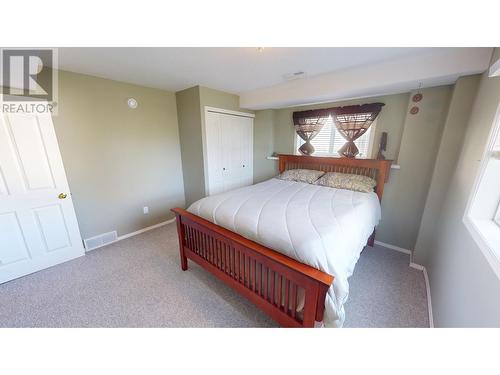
[[330, 103, 385, 158], [293, 109, 330, 155]]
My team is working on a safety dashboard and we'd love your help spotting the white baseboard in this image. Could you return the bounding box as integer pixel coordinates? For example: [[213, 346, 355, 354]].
[[408, 262, 423, 271], [410, 262, 434, 328], [374, 240, 412, 255], [116, 218, 175, 241], [84, 218, 176, 251]]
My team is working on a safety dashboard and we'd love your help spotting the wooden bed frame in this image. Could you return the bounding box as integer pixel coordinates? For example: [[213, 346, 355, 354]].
[[172, 154, 392, 327]]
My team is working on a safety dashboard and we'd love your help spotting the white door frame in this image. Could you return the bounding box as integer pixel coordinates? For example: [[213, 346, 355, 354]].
[[202, 106, 255, 196]]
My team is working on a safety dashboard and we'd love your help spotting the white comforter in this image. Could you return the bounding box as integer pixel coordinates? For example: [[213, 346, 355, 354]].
[[188, 178, 381, 327]]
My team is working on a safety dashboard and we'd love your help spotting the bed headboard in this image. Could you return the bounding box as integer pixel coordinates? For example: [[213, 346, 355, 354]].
[[278, 154, 392, 201]]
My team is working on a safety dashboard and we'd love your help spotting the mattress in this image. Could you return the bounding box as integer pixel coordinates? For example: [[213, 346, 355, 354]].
[[188, 177, 381, 327]]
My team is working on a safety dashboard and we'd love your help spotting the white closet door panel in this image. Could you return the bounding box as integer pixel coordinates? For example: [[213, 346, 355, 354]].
[[220, 117, 233, 191], [241, 116, 253, 186], [230, 116, 252, 188], [228, 115, 242, 188], [205, 112, 224, 195], [219, 114, 230, 180], [204, 109, 254, 195], [220, 114, 238, 191]]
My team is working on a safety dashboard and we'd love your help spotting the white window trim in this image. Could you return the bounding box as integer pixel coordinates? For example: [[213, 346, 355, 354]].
[[366, 121, 377, 157], [463, 102, 500, 280], [294, 120, 377, 158], [494, 201, 500, 227]]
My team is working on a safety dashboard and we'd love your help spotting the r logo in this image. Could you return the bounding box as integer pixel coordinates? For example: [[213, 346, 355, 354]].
[[1, 49, 54, 101]]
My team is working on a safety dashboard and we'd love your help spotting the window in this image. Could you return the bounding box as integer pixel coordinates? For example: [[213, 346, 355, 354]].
[[296, 116, 376, 158], [464, 103, 500, 279]]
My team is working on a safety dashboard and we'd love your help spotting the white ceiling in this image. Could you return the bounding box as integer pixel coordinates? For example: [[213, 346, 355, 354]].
[[241, 48, 493, 109], [58, 47, 436, 93], [57, 47, 492, 109]]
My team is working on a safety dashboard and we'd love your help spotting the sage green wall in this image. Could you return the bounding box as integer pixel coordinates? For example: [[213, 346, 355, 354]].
[[176, 86, 203, 207], [418, 51, 500, 326], [176, 86, 253, 206], [378, 85, 452, 250], [254, 87, 452, 250], [414, 75, 481, 264], [199, 86, 252, 113], [253, 109, 277, 183], [53, 70, 185, 239]]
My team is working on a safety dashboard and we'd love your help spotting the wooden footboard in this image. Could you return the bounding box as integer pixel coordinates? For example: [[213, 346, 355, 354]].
[[171, 208, 334, 327], [171, 155, 391, 327]]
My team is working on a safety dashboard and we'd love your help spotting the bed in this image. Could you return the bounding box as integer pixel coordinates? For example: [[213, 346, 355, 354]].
[[172, 154, 392, 327]]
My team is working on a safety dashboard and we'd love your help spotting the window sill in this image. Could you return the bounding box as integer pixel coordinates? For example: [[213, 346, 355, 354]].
[[463, 216, 500, 279]]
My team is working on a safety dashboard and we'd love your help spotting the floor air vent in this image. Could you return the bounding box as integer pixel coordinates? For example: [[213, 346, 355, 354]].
[[84, 231, 118, 251]]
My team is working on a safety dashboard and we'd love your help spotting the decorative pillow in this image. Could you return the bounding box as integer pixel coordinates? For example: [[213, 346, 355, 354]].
[[315, 172, 377, 193], [278, 169, 325, 184]]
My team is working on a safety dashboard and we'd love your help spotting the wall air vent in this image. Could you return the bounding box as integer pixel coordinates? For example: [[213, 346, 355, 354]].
[[83, 230, 118, 251], [283, 71, 307, 81]]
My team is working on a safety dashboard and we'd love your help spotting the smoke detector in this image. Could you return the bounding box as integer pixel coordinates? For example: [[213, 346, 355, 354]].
[[127, 97, 138, 109], [283, 71, 307, 81]]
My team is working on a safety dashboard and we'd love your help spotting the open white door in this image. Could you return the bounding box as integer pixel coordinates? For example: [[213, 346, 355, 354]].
[[0, 110, 84, 284]]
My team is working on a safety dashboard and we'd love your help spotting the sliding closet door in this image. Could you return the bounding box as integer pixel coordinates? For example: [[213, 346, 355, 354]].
[[239, 116, 253, 187], [205, 112, 224, 195], [220, 114, 243, 191], [204, 109, 254, 196]]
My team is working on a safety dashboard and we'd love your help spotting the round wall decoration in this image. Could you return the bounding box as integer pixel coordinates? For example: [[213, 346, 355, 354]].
[[412, 93, 423, 102], [410, 106, 419, 115]]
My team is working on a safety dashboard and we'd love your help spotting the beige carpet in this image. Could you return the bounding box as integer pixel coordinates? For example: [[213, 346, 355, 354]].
[[0, 222, 429, 327]]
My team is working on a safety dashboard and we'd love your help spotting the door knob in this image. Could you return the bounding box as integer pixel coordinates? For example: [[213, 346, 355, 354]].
[[58, 193, 68, 199]]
